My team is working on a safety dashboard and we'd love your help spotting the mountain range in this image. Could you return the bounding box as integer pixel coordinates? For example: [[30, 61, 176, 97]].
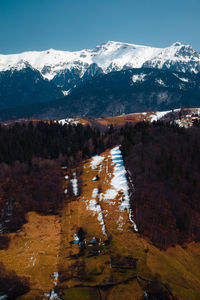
[[0, 41, 200, 120]]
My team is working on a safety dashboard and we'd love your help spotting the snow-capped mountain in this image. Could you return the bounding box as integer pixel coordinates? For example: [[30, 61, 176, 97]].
[[0, 41, 199, 84]]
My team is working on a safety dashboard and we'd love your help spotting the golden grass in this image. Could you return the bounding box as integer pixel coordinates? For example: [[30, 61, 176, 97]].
[[0, 212, 61, 298], [62, 149, 200, 300]]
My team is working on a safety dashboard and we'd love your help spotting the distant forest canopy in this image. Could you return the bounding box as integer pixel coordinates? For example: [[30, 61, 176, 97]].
[[121, 122, 200, 249], [0, 121, 200, 249], [0, 121, 118, 165]]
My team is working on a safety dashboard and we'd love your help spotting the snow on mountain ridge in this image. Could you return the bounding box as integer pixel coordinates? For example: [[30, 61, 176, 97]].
[[0, 41, 199, 80]]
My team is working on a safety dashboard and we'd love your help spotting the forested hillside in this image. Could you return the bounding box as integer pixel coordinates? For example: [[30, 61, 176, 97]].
[[121, 122, 200, 249], [0, 122, 120, 235]]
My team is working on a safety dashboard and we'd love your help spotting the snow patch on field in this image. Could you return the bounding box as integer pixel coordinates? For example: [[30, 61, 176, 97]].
[[110, 146, 130, 210], [30, 255, 37, 266], [92, 188, 99, 198], [150, 110, 172, 122], [104, 189, 118, 200], [91, 155, 105, 169], [117, 215, 124, 231], [106, 146, 138, 231], [56, 118, 79, 125], [71, 172, 78, 196], [44, 272, 61, 300], [86, 198, 107, 236]]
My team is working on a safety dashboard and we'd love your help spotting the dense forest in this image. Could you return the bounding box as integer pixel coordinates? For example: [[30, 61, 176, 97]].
[[121, 122, 200, 249], [0, 121, 113, 165]]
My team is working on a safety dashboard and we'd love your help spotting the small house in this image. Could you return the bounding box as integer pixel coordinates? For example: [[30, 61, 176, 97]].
[[88, 237, 99, 245]]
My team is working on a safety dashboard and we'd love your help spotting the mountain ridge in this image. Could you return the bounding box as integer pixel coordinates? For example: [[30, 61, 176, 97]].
[[0, 41, 200, 84]]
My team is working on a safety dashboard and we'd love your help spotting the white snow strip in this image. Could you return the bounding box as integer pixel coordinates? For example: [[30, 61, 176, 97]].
[[71, 172, 78, 196], [173, 73, 190, 82], [64, 175, 69, 180], [52, 272, 59, 286], [64, 188, 68, 194], [105, 146, 138, 231], [91, 155, 105, 169], [129, 211, 138, 232], [86, 199, 107, 236], [110, 146, 130, 210], [92, 188, 99, 198], [117, 215, 124, 231]]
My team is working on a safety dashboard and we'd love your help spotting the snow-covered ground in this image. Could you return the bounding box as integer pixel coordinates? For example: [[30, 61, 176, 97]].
[[44, 272, 62, 300], [71, 172, 78, 196], [150, 108, 181, 122], [86, 188, 107, 236], [91, 155, 105, 169], [56, 118, 79, 126], [150, 110, 172, 122], [110, 147, 131, 210], [132, 74, 146, 83], [110, 146, 138, 231], [1, 41, 199, 80], [86, 198, 107, 236], [105, 146, 138, 231], [92, 188, 99, 198]]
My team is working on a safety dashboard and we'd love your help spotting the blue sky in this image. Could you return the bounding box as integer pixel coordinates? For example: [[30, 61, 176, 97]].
[[0, 0, 200, 53]]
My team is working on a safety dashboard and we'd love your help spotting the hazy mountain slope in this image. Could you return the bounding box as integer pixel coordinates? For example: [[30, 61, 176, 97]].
[[0, 66, 63, 109], [0, 68, 199, 121]]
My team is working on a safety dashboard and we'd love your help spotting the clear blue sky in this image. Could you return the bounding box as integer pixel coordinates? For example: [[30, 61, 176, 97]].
[[0, 0, 200, 54]]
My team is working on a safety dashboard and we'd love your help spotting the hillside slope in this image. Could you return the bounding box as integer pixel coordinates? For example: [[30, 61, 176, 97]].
[[0, 68, 200, 121], [0, 146, 200, 299]]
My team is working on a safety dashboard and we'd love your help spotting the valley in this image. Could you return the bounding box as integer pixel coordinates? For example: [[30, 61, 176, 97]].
[[1, 143, 200, 299], [1, 2, 200, 299]]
